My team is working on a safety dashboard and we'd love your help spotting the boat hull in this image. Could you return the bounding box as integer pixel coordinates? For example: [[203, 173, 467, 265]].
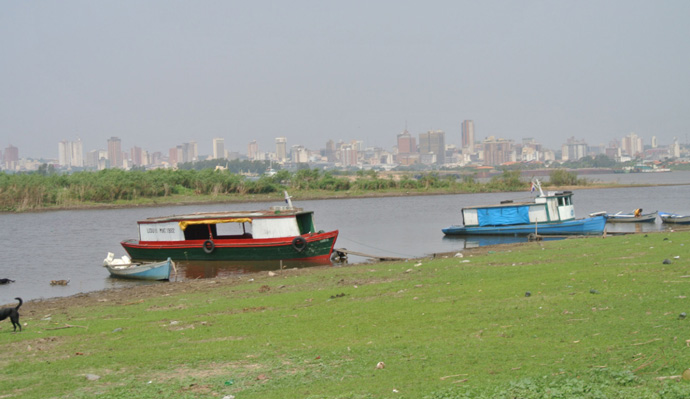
[[442, 216, 606, 236], [605, 212, 658, 223], [121, 230, 339, 262], [659, 213, 690, 224], [105, 258, 173, 280]]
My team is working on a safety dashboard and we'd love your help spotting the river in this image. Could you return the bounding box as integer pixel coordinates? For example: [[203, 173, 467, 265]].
[[1, 171, 689, 304]]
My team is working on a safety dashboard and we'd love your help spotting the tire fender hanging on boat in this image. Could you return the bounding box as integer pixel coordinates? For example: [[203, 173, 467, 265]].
[[292, 236, 308, 252], [203, 240, 215, 254]]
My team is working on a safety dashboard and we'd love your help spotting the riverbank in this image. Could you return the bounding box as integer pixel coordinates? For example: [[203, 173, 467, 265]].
[[4, 231, 690, 398], [4, 180, 684, 214]]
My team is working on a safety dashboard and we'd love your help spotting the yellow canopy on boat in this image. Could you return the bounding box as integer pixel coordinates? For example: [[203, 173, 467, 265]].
[[179, 218, 252, 231]]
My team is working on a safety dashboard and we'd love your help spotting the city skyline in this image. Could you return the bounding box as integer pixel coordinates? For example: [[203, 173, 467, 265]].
[[2, 2, 689, 159], [3, 126, 684, 172]]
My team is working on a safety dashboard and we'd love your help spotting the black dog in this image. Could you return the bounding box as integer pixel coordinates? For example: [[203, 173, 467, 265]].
[[0, 279, 14, 285], [0, 297, 22, 332]]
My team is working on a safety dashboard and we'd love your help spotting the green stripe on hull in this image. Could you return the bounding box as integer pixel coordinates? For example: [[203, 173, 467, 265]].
[[123, 237, 336, 262]]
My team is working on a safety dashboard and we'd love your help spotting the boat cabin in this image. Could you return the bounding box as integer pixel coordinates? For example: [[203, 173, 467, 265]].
[[461, 191, 576, 227], [136, 206, 317, 242]]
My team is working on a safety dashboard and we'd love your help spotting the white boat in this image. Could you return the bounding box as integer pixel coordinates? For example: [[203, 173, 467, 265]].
[[604, 211, 658, 223], [659, 212, 690, 225], [103, 253, 174, 281]]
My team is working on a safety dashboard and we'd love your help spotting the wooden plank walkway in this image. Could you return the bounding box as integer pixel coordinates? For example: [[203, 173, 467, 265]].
[[333, 248, 407, 262]]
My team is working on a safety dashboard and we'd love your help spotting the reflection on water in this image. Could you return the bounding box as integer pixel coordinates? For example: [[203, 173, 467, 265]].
[[442, 234, 566, 249], [176, 259, 333, 280]]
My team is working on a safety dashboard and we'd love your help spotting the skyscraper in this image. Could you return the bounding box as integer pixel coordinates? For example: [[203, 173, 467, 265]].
[[462, 120, 474, 152], [58, 140, 72, 167], [131, 146, 143, 167], [482, 136, 513, 166], [276, 137, 287, 162], [71, 138, 83, 167], [461, 120, 475, 152], [397, 129, 417, 154], [418, 130, 445, 164], [212, 138, 225, 159], [622, 132, 643, 157], [248, 140, 259, 161], [4, 144, 18, 170], [107, 137, 122, 169]]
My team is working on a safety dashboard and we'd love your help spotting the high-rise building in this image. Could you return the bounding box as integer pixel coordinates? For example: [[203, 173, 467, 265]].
[[291, 145, 309, 163], [58, 138, 84, 168], [462, 120, 475, 152], [131, 146, 143, 167], [169, 147, 179, 166], [107, 137, 122, 169], [622, 132, 643, 157], [186, 141, 198, 163], [248, 140, 259, 161], [418, 130, 445, 164], [561, 137, 588, 161], [71, 138, 83, 167], [339, 143, 358, 167], [482, 136, 513, 166], [276, 137, 287, 162], [58, 140, 72, 167], [4, 144, 18, 170], [212, 138, 225, 159], [397, 130, 417, 154]]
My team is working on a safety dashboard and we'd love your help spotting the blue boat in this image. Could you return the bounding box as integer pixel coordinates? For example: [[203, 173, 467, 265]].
[[103, 253, 174, 281], [442, 180, 607, 236]]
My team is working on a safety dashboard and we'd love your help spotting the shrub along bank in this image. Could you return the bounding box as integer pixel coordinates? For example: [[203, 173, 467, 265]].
[[0, 168, 579, 212]]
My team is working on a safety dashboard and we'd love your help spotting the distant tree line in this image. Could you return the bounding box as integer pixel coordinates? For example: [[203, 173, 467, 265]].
[[0, 165, 584, 212]]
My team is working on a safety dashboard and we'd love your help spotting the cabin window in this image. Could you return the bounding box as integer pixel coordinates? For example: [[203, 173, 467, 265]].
[[183, 224, 215, 240], [558, 196, 572, 206], [215, 222, 253, 239]]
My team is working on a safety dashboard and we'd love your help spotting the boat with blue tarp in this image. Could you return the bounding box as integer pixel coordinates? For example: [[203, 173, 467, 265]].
[[442, 179, 606, 236]]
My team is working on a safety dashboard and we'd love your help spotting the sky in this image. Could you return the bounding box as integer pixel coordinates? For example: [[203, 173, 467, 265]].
[[2, 1, 689, 159]]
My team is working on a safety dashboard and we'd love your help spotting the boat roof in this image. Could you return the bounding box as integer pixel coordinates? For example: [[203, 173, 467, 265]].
[[462, 191, 573, 211], [138, 207, 310, 223]]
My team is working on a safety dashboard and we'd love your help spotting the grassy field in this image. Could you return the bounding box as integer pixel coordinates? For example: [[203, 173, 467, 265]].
[[3, 231, 690, 398]]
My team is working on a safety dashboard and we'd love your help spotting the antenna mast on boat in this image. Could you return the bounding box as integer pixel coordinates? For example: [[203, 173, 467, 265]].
[[532, 178, 545, 197], [284, 191, 294, 209]]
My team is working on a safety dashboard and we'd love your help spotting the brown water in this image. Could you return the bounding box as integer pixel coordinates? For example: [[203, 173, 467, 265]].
[[1, 173, 689, 304]]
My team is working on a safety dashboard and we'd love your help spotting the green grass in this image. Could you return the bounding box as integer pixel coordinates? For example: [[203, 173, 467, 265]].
[[3, 232, 690, 398]]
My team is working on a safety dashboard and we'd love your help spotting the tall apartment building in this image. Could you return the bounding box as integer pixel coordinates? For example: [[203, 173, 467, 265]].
[[291, 145, 309, 163], [58, 140, 72, 167], [58, 138, 84, 168], [248, 140, 259, 161], [561, 137, 588, 161], [131, 146, 144, 167], [397, 130, 417, 154], [212, 138, 225, 159], [324, 139, 337, 162], [622, 132, 643, 157], [275, 137, 287, 162], [418, 130, 445, 164], [72, 138, 83, 167], [107, 137, 122, 169], [3, 144, 18, 170], [339, 143, 358, 167], [482, 136, 513, 166], [461, 120, 475, 152]]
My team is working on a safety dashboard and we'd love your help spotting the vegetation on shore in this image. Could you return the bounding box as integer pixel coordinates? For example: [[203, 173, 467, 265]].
[[3, 231, 690, 398], [0, 167, 591, 212]]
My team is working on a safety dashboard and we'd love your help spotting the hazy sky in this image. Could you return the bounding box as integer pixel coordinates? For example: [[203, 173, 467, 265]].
[[2, 1, 689, 159]]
